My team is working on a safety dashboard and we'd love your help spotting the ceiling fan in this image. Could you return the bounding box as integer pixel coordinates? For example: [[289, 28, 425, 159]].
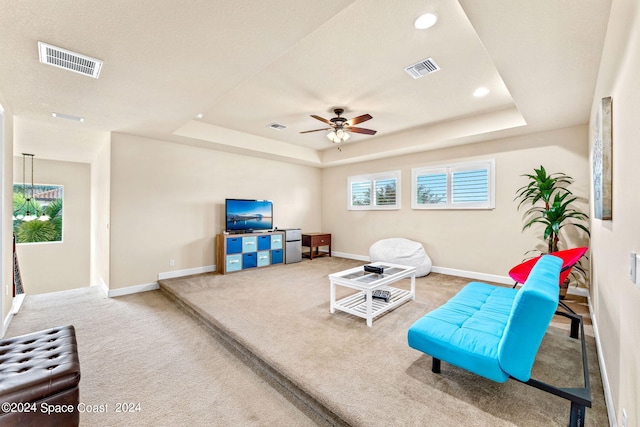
[[300, 108, 377, 143]]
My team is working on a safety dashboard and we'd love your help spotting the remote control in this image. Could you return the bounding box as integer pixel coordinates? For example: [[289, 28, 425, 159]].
[[371, 289, 391, 302], [364, 265, 384, 274]]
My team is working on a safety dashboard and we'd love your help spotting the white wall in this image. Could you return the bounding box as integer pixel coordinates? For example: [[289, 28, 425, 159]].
[[589, 0, 640, 425], [13, 157, 90, 294], [108, 133, 323, 290], [0, 92, 13, 332], [322, 125, 590, 278]]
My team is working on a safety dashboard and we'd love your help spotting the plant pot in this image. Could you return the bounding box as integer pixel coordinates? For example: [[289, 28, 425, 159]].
[[559, 278, 570, 300]]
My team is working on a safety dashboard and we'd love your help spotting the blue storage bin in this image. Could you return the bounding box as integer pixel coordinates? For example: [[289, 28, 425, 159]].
[[271, 234, 283, 250], [257, 250, 270, 267], [242, 236, 257, 253], [225, 254, 242, 272], [271, 249, 283, 264], [243, 252, 257, 269], [257, 235, 271, 251], [226, 237, 242, 254]]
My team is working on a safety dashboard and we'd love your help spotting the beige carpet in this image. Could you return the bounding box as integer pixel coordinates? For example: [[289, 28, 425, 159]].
[[4, 256, 608, 426], [159, 257, 608, 427], [4, 286, 318, 426]]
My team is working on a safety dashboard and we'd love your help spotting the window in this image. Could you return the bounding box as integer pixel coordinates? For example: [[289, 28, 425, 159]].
[[348, 170, 401, 210], [13, 184, 64, 243], [412, 160, 495, 209]]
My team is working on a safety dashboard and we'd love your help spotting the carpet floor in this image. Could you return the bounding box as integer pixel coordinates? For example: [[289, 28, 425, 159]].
[[159, 257, 608, 427], [4, 256, 608, 426], [4, 286, 318, 426]]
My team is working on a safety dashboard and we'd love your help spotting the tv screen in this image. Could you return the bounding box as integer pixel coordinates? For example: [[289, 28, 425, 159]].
[[225, 199, 273, 233]]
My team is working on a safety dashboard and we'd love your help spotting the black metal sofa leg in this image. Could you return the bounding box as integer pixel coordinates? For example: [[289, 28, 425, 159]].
[[432, 358, 441, 373], [569, 402, 586, 427]]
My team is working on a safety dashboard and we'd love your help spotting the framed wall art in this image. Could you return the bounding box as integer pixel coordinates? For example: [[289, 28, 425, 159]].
[[593, 96, 612, 220]]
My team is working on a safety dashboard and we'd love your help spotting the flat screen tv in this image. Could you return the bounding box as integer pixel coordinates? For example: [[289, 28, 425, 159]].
[[225, 199, 273, 233]]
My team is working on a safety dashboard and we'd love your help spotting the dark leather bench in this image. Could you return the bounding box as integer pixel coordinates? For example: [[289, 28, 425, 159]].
[[0, 325, 81, 427]]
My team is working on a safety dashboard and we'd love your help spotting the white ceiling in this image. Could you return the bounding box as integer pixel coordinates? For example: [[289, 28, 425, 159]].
[[0, 0, 611, 166]]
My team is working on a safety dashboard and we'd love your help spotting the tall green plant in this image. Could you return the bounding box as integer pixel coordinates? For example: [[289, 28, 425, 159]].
[[515, 166, 590, 254]]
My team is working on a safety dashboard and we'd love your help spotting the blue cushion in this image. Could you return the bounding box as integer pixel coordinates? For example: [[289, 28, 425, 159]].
[[407, 255, 562, 383], [408, 282, 518, 382], [498, 255, 561, 381]]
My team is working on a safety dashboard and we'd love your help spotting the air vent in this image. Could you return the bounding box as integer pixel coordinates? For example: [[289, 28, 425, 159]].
[[38, 41, 103, 78], [267, 123, 287, 130], [404, 57, 440, 79]]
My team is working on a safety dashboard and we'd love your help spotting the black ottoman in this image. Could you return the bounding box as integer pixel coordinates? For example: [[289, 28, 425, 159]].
[[0, 325, 80, 427]]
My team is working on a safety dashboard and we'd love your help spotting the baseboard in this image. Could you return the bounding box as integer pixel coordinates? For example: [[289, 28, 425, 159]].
[[107, 282, 159, 298], [97, 277, 109, 296], [336, 252, 513, 284], [103, 265, 217, 298], [11, 293, 25, 314], [2, 307, 13, 338], [430, 266, 513, 285], [158, 264, 216, 280], [334, 252, 589, 296], [1, 294, 26, 338], [588, 296, 616, 427], [331, 251, 369, 262]]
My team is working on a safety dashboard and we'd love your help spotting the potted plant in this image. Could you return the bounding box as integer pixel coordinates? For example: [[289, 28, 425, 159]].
[[514, 166, 590, 295]]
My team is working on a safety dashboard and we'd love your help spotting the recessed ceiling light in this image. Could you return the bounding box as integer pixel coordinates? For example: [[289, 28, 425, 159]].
[[51, 112, 84, 122], [473, 87, 490, 97], [414, 13, 438, 30], [195, 113, 204, 119]]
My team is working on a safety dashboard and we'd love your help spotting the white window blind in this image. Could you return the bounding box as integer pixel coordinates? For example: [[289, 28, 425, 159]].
[[348, 171, 401, 210], [351, 180, 371, 207], [415, 168, 447, 205], [412, 160, 495, 209]]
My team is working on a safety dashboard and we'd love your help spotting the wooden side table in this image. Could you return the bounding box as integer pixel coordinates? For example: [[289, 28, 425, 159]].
[[302, 233, 331, 260]]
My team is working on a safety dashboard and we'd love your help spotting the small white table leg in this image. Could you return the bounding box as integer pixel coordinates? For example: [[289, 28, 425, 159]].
[[366, 291, 373, 327], [410, 273, 416, 300], [330, 280, 336, 314]]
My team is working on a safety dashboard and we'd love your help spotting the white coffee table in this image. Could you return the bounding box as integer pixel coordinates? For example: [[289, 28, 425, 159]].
[[328, 262, 416, 327]]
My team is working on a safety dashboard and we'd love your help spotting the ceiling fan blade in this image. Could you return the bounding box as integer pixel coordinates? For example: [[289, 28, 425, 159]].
[[347, 126, 377, 135], [346, 114, 372, 126], [310, 115, 332, 125], [300, 128, 331, 134]]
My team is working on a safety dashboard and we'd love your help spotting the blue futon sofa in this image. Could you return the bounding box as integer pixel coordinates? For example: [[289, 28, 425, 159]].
[[408, 255, 592, 427]]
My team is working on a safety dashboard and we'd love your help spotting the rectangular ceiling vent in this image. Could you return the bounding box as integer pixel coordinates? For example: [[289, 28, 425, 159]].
[[404, 57, 440, 79], [267, 123, 287, 130], [38, 41, 103, 79]]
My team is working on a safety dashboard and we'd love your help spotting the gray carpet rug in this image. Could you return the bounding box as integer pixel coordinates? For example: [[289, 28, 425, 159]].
[[159, 257, 608, 427]]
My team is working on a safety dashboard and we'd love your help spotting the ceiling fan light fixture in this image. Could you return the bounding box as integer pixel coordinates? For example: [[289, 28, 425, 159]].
[[414, 13, 438, 30], [327, 128, 350, 143]]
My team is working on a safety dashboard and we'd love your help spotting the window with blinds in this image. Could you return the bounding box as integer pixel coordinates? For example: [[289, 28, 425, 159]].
[[348, 171, 401, 210], [411, 160, 495, 209]]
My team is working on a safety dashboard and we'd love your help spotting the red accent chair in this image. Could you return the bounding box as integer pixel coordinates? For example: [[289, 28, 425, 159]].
[[509, 247, 588, 288], [508, 247, 588, 338]]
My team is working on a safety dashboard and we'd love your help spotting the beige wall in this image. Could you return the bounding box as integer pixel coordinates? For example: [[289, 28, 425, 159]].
[[90, 136, 111, 288], [589, 0, 640, 425], [108, 133, 322, 290], [1, 93, 13, 332], [322, 125, 590, 278], [13, 158, 90, 295]]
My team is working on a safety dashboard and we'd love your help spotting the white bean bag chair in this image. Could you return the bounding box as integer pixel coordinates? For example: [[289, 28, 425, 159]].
[[369, 238, 432, 277]]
